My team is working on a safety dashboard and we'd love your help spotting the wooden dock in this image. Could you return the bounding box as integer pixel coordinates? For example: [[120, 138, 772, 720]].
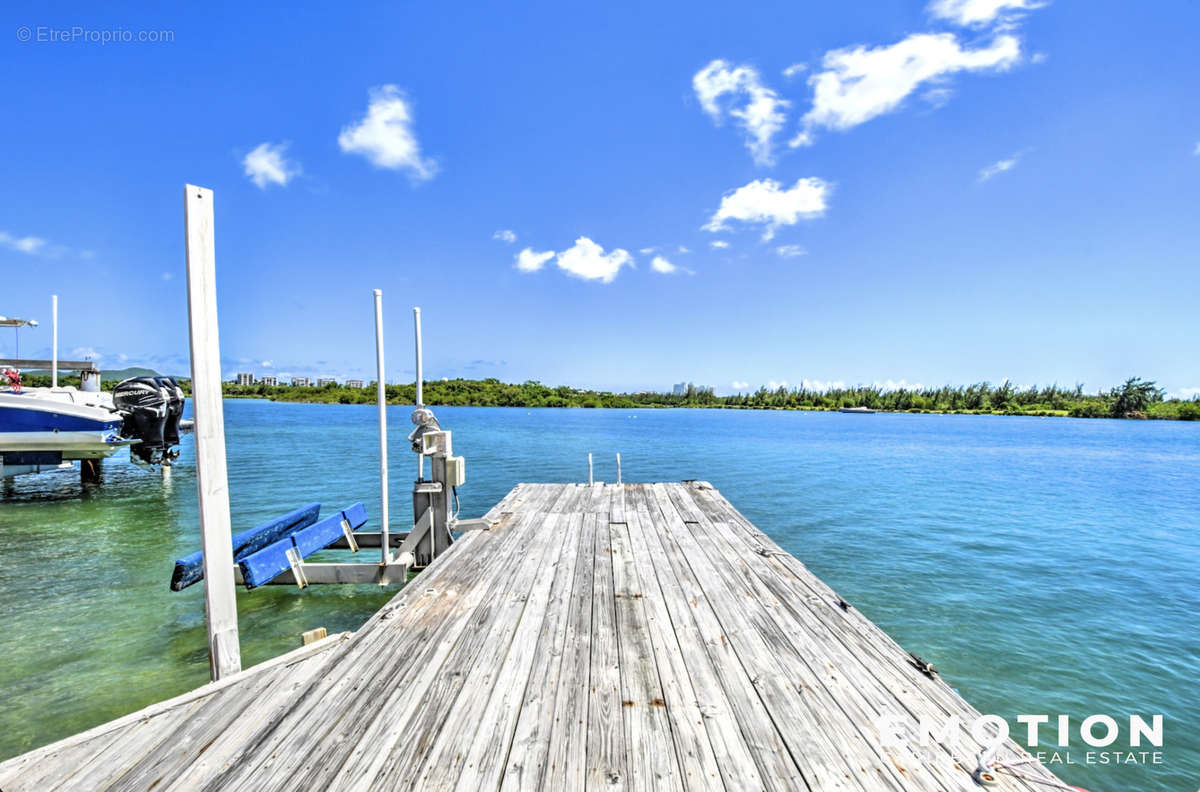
[[0, 482, 1066, 791]]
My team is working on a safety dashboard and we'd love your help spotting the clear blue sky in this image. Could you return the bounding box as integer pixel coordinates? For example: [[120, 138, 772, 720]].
[[4, 1, 1198, 396]]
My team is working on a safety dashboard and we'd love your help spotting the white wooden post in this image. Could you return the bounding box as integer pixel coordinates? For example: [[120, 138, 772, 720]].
[[374, 290, 389, 564], [616, 452, 622, 484], [184, 185, 241, 681], [588, 453, 593, 485], [51, 295, 58, 388]]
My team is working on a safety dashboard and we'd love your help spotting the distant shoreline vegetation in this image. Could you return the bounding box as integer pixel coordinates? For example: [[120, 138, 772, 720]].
[[15, 372, 1197, 421], [222, 376, 1196, 421]]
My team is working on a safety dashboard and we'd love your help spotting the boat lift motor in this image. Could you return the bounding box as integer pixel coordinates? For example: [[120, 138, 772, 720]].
[[407, 411, 461, 567]]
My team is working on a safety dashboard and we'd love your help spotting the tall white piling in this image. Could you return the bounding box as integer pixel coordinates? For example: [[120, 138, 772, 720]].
[[184, 185, 241, 681]]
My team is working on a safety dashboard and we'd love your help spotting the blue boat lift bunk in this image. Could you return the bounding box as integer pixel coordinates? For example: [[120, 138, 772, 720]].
[[169, 305, 489, 592]]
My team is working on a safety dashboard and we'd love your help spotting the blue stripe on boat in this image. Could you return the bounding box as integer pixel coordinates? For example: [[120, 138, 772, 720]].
[[0, 404, 122, 433]]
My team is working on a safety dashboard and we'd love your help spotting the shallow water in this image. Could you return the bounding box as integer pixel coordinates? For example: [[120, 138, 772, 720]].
[[1, 401, 1196, 791]]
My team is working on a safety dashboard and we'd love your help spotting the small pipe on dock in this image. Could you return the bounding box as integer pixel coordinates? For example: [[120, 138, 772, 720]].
[[374, 290, 390, 564]]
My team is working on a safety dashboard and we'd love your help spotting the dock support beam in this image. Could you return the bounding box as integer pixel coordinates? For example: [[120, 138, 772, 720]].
[[184, 184, 242, 682], [80, 458, 100, 484]]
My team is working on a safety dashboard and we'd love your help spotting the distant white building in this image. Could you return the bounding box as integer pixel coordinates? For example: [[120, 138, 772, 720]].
[[317, 377, 337, 387], [259, 375, 278, 386], [672, 381, 713, 396], [235, 372, 254, 386], [291, 376, 312, 387], [345, 379, 365, 389]]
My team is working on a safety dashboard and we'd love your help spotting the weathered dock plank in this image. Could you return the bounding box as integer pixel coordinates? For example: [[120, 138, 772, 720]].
[[0, 483, 1068, 791]]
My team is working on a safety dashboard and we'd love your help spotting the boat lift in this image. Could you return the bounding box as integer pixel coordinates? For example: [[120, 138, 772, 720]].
[[173, 185, 492, 679]]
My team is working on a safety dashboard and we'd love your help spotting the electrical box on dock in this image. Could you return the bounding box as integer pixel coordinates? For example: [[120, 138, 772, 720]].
[[422, 430, 452, 456], [446, 456, 465, 486]]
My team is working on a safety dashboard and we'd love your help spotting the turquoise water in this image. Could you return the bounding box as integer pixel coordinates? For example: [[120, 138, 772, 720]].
[[1, 401, 1196, 791]]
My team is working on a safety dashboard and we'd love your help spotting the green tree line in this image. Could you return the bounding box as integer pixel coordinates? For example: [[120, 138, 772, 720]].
[[215, 376, 1199, 421], [10, 371, 1197, 420]]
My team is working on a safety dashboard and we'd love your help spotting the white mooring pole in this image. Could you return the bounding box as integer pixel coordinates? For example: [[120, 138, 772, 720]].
[[413, 307, 424, 482], [588, 453, 594, 485], [184, 184, 241, 681], [374, 289, 389, 565], [50, 295, 58, 388], [414, 307, 424, 409], [616, 452, 622, 484]]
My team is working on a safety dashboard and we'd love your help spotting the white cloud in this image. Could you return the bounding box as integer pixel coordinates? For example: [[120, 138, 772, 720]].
[[338, 85, 436, 180], [922, 86, 955, 108], [801, 379, 847, 391], [639, 246, 658, 254], [776, 244, 807, 258], [242, 142, 300, 189], [978, 152, 1022, 181], [767, 380, 789, 390], [261, 360, 273, 368], [1030, 52, 1048, 64], [71, 346, 102, 362], [693, 60, 789, 166], [927, 0, 1042, 27], [731, 380, 749, 390], [555, 237, 632, 283], [1193, 141, 1200, 157], [875, 379, 926, 391], [515, 247, 555, 273], [677, 245, 690, 254], [161, 272, 173, 281], [792, 33, 1020, 146], [710, 240, 730, 249], [783, 63, 807, 79], [493, 229, 517, 243], [704, 177, 831, 240], [650, 256, 677, 274], [0, 230, 47, 254]]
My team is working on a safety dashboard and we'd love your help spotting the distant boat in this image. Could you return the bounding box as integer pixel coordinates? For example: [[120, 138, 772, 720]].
[[839, 406, 878, 414]]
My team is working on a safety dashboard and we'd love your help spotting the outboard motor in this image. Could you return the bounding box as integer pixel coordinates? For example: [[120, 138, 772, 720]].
[[156, 376, 185, 460], [113, 377, 170, 465]]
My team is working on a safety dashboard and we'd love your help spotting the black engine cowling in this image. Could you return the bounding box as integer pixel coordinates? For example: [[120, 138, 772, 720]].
[[113, 377, 180, 465], [156, 376, 185, 452]]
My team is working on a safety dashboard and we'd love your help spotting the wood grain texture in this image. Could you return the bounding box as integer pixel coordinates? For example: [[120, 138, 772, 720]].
[[0, 483, 1067, 792]]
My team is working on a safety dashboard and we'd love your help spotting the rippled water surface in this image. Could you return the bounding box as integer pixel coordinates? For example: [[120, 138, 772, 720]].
[[1, 401, 1196, 790]]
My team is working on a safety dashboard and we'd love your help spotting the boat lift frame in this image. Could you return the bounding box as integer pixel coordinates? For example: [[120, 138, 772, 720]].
[[183, 185, 489, 679]]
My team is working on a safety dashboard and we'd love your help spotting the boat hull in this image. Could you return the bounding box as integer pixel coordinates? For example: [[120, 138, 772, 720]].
[[0, 391, 132, 462]]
